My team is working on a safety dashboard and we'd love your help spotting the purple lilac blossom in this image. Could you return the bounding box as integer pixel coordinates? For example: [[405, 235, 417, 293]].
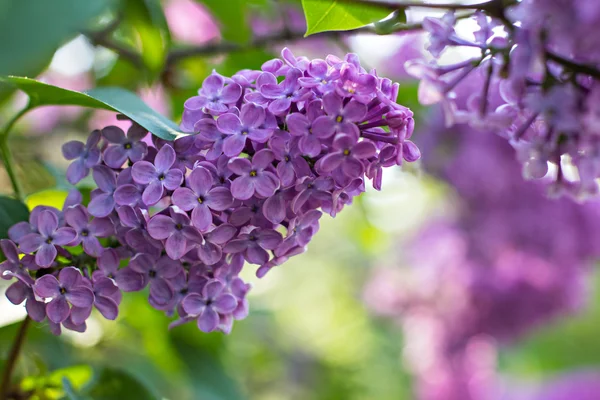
[[2, 48, 416, 335]]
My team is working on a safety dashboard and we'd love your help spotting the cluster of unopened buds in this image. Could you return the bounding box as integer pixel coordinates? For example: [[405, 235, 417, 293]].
[[407, 1, 600, 198], [0, 48, 417, 335]]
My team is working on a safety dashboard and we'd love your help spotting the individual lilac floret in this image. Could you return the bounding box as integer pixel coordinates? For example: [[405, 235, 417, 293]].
[[172, 167, 233, 231], [147, 207, 202, 260], [64, 205, 114, 256], [0, 239, 38, 282], [88, 165, 119, 218], [216, 103, 274, 157], [181, 279, 237, 332], [62, 130, 101, 184], [102, 124, 148, 168], [132, 144, 184, 205], [33, 267, 94, 323], [228, 149, 280, 200], [19, 209, 77, 268], [184, 72, 242, 115]]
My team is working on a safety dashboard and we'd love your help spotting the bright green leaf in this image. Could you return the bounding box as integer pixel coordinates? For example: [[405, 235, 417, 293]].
[[0, 0, 113, 76], [0, 196, 29, 239], [0, 76, 181, 140], [301, 0, 392, 35], [26, 190, 70, 211], [200, 0, 250, 44], [122, 0, 171, 76], [85, 368, 160, 400]]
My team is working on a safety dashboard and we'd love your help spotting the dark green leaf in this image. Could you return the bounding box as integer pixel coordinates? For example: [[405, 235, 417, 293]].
[[0, 76, 181, 140], [0, 196, 29, 239], [200, 0, 250, 44], [301, 0, 391, 35], [85, 368, 160, 400], [0, 0, 113, 76]]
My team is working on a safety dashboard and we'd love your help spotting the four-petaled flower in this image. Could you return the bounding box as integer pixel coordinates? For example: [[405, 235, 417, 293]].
[[181, 279, 238, 332], [132, 144, 184, 205], [62, 130, 101, 184], [102, 124, 148, 168], [216, 103, 274, 157], [20, 210, 77, 268], [228, 149, 280, 200]]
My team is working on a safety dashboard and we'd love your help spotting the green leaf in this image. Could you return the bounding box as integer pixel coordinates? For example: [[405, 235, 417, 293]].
[[122, 0, 171, 76], [62, 377, 85, 400], [200, 0, 250, 44], [0, 196, 29, 239], [301, 0, 392, 35], [0, 0, 114, 76], [85, 368, 160, 400], [0, 76, 181, 140]]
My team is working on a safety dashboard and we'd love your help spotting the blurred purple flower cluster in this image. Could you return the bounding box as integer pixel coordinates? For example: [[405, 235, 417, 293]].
[[1, 48, 416, 335], [407, 0, 600, 198], [364, 67, 600, 398]]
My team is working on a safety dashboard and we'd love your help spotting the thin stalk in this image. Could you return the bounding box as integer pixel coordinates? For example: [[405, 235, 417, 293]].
[[0, 105, 31, 201], [0, 316, 31, 400]]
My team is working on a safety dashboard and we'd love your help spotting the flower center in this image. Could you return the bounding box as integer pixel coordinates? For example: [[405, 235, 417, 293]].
[[343, 149, 351, 156], [149, 270, 157, 278], [336, 115, 343, 123], [249, 170, 257, 177], [284, 156, 290, 162], [81, 229, 89, 237], [45, 237, 53, 244], [124, 142, 133, 150], [60, 287, 67, 295], [241, 130, 249, 136], [175, 223, 183, 231], [158, 173, 166, 181], [197, 196, 205, 204]]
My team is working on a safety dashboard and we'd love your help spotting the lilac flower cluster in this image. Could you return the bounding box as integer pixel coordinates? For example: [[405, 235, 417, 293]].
[[407, 0, 600, 198], [1, 48, 416, 335]]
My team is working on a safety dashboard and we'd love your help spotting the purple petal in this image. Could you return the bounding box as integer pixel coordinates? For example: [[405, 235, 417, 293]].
[[258, 230, 283, 249], [205, 187, 233, 211], [182, 293, 205, 315], [222, 134, 247, 157], [319, 153, 344, 172], [26, 298, 47, 322], [82, 236, 103, 257], [217, 113, 242, 135], [163, 169, 184, 191], [227, 157, 252, 175], [62, 141, 84, 160], [70, 306, 92, 325], [38, 210, 58, 237], [114, 184, 141, 206], [6, 281, 27, 304], [150, 279, 174, 305], [188, 167, 213, 195], [172, 187, 199, 211], [36, 243, 57, 268], [115, 268, 146, 291], [254, 172, 280, 198], [223, 239, 249, 254], [220, 82, 242, 103], [213, 294, 237, 314], [90, 217, 115, 237], [191, 205, 212, 231], [46, 297, 70, 323], [103, 146, 129, 168], [66, 159, 87, 185], [252, 149, 274, 169], [286, 113, 309, 136], [95, 296, 119, 320], [142, 181, 165, 206], [155, 145, 176, 172], [59, 267, 82, 288], [34, 275, 60, 297], [240, 103, 265, 127], [263, 194, 286, 224], [231, 176, 255, 200], [267, 98, 292, 115], [342, 158, 364, 177], [165, 233, 187, 260], [102, 126, 126, 143], [1, 239, 19, 262], [207, 224, 237, 244], [353, 141, 377, 158], [322, 92, 343, 115], [52, 228, 77, 245], [88, 193, 115, 218], [67, 286, 94, 308], [311, 116, 336, 138], [92, 165, 117, 193], [132, 161, 157, 184], [64, 205, 89, 230], [197, 242, 222, 265], [147, 215, 175, 240], [198, 307, 219, 332], [245, 246, 269, 265], [343, 100, 367, 122]]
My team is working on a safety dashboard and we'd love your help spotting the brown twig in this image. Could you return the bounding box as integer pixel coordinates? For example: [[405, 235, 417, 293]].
[[0, 317, 31, 400]]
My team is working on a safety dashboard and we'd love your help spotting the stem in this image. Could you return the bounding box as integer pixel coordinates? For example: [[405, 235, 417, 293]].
[[0, 316, 31, 400], [0, 105, 31, 201], [336, 0, 502, 11], [546, 51, 600, 79]]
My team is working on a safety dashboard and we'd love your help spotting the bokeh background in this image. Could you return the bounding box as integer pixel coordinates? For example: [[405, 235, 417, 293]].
[[1, 0, 600, 399]]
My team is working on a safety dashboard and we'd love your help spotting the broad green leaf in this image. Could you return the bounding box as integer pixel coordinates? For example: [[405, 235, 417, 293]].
[[122, 0, 171, 76], [85, 368, 160, 400], [0, 196, 29, 239], [0, 76, 181, 140], [0, 0, 113, 76], [301, 0, 392, 35], [26, 190, 70, 211], [200, 0, 250, 44]]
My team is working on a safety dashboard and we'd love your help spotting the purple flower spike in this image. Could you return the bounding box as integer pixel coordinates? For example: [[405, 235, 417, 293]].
[[184, 72, 242, 115], [102, 125, 148, 168], [62, 130, 101, 184], [172, 167, 233, 231], [228, 149, 280, 200], [132, 145, 184, 206], [147, 208, 203, 260], [33, 267, 94, 323], [217, 103, 275, 157], [19, 210, 77, 268], [181, 279, 237, 332], [65, 205, 114, 256]]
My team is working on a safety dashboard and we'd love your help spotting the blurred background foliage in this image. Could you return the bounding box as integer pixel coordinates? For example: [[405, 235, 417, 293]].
[[0, 0, 599, 399]]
